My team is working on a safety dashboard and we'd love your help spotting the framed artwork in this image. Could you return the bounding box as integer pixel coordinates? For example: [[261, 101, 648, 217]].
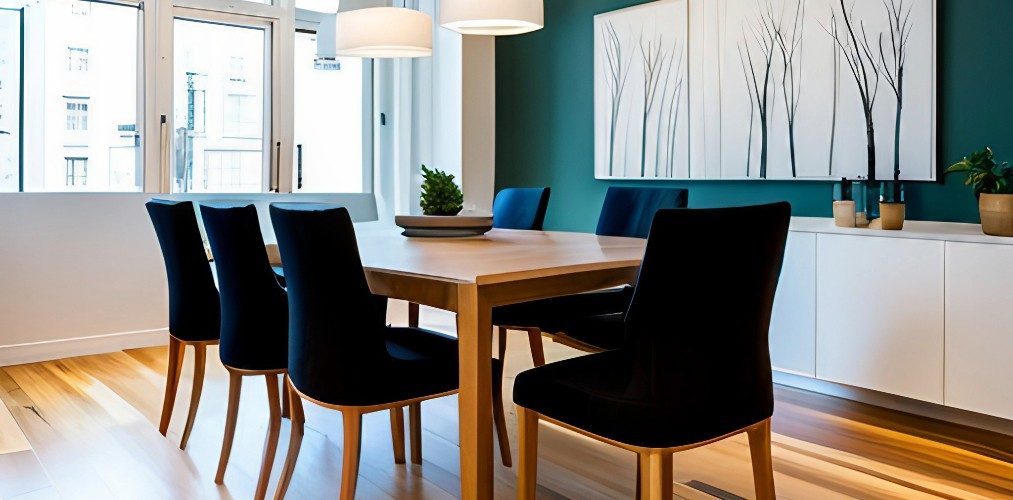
[[594, 0, 937, 182]]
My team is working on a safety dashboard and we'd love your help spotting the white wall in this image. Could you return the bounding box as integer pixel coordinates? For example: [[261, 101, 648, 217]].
[[0, 192, 376, 366], [374, 0, 496, 218]]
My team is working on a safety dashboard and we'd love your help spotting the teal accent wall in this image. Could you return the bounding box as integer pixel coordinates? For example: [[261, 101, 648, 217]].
[[495, 0, 1013, 232]]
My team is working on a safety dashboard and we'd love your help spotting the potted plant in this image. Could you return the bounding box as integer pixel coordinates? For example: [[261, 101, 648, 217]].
[[420, 165, 464, 216], [945, 147, 1013, 236]]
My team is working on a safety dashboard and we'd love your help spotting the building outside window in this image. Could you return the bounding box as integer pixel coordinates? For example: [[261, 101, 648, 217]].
[[70, 1, 91, 16], [68, 47, 89, 72], [223, 93, 260, 138], [228, 56, 246, 83], [65, 157, 87, 186], [66, 98, 89, 131]]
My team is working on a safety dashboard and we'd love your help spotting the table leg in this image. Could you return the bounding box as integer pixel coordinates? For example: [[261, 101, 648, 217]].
[[456, 283, 494, 500]]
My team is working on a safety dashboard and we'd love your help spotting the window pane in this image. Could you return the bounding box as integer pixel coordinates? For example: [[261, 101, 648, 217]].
[[2, 0, 141, 192], [173, 19, 267, 193], [293, 31, 364, 193]]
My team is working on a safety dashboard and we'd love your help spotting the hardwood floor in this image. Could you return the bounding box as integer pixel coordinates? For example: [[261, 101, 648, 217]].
[[0, 303, 1010, 499]]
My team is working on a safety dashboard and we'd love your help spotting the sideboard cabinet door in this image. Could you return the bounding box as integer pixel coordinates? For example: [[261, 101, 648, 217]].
[[945, 242, 1013, 420], [770, 232, 816, 376], [816, 234, 945, 403]]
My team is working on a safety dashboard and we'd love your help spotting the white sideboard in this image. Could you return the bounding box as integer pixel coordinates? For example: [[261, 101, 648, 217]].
[[770, 218, 1013, 421]]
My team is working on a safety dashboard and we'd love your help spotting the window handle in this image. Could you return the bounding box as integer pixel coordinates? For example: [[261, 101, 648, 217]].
[[296, 144, 303, 190], [270, 141, 281, 193]]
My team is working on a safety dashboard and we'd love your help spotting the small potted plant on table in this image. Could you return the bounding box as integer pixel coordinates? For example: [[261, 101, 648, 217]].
[[946, 147, 1013, 237], [394, 165, 493, 237]]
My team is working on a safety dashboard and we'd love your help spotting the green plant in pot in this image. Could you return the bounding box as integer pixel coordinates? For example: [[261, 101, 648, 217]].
[[945, 147, 1013, 236], [420, 165, 464, 216]]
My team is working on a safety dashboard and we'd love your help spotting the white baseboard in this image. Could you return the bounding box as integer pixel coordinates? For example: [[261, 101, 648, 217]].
[[0, 328, 169, 367]]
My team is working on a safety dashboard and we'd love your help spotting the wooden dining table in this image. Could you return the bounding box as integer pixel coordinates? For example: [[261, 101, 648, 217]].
[[272, 223, 647, 499]]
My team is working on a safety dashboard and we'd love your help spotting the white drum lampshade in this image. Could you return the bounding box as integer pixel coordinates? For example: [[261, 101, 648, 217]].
[[441, 0, 544, 36], [334, 7, 433, 58]]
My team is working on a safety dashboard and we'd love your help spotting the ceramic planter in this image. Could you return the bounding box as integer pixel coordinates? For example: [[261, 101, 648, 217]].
[[979, 193, 1013, 237], [879, 202, 906, 231]]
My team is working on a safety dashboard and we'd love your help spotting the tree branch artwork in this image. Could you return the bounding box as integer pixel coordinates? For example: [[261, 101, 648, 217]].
[[639, 34, 666, 177], [776, 0, 806, 178], [739, 0, 780, 179], [665, 44, 686, 178], [879, 0, 913, 181], [824, 1, 883, 181], [828, 16, 841, 176], [602, 22, 633, 177]]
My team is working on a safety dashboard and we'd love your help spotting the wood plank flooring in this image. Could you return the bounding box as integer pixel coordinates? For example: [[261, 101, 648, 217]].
[[0, 303, 1010, 499]]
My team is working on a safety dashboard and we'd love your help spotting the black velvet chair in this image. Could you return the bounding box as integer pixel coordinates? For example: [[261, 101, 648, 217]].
[[268, 203, 512, 499], [494, 186, 688, 366], [493, 187, 551, 230], [199, 202, 291, 499], [514, 203, 791, 500], [145, 200, 221, 450]]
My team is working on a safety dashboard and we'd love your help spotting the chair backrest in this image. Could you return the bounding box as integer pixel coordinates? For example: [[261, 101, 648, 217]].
[[623, 202, 791, 420], [269, 203, 389, 400], [200, 202, 288, 370], [595, 187, 689, 238], [492, 187, 551, 230], [145, 200, 220, 342]]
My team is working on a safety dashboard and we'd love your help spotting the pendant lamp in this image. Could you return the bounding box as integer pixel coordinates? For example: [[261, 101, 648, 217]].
[[334, 7, 433, 58], [440, 0, 544, 36]]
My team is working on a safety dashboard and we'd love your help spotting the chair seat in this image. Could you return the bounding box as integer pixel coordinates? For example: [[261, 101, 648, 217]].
[[553, 313, 626, 351], [513, 350, 772, 449], [303, 326, 502, 408], [492, 286, 633, 335]]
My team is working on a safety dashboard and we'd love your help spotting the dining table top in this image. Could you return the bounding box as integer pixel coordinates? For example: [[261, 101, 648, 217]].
[[348, 223, 647, 285]]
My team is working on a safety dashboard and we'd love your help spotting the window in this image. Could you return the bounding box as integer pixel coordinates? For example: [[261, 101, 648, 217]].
[[65, 157, 87, 186], [223, 94, 260, 138], [292, 30, 368, 193], [2, 0, 141, 192], [68, 47, 89, 72], [172, 19, 268, 193], [66, 98, 89, 131]]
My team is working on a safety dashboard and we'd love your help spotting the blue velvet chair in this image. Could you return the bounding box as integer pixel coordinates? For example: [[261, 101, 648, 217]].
[[515, 203, 791, 500], [494, 186, 688, 367], [268, 203, 512, 499], [145, 200, 220, 450], [199, 202, 290, 499], [492, 187, 551, 230]]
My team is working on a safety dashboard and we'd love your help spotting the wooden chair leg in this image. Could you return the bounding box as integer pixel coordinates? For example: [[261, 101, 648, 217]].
[[215, 370, 243, 484], [492, 363, 512, 467], [340, 410, 363, 500], [517, 405, 539, 500], [526, 328, 546, 367], [497, 326, 508, 361], [636, 450, 672, 500], [159, 336, 184, 436], [274, 380, 305, 500], [179, 343, 207, 450], [281, 373, 291, 420], [255, 374, 283, 500], [390, 407, 406, 464], [747, 418, 776, 500], [408, 402, 422, 465], [408, 302, 420, 328]]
